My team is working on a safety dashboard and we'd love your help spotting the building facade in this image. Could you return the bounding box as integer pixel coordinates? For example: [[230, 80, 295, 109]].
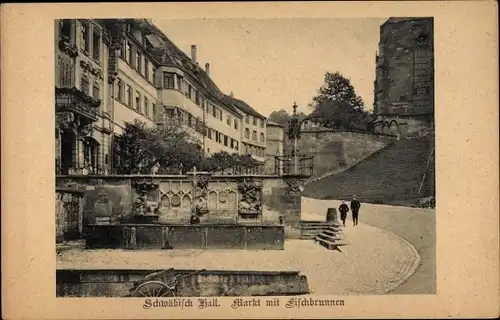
[[264, 120, 284, 174], [55, 19, 268, 175], [373, 17, 434, 137]]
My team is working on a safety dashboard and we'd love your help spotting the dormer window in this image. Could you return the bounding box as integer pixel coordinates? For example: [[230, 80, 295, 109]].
[[163, 72, 175, 89]]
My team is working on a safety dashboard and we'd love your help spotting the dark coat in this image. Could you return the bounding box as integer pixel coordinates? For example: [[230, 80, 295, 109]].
[[339, 204, 349, 220], [350, 200, 361, 213]]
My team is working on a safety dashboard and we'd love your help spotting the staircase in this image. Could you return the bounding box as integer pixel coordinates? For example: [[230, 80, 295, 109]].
[[301, 221, 347, 251], [303, 135, 435, 206]]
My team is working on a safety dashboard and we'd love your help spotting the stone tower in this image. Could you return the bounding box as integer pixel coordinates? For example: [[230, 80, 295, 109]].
[[373, 17, 434, 137]]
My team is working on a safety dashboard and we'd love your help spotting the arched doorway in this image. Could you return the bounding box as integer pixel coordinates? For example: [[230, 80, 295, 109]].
[[389, 120, 399, 136], [60, 129, 76, 175], [83, 136, 100, 174]]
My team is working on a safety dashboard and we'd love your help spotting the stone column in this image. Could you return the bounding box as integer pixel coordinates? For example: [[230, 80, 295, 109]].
[[280, 176, 305, 239]]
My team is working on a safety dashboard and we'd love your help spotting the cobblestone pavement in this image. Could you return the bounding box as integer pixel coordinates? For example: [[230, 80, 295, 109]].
[[57, 222, 420, 295], [302, 197, 436, 294]]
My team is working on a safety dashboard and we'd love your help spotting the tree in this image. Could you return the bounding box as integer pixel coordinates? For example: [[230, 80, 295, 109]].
[[268, 109, 292, 127], [309, 71, 371, 130], [114, 118, 204, 174]]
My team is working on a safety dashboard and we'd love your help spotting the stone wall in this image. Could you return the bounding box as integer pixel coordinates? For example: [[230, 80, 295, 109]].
[[283, 131, 395, 179], [56, 174, 306, 239]]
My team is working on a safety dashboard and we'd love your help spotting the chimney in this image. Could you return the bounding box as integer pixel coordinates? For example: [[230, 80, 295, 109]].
[[205, 63, 210, 77], [230, 91, 234, 98], [191, 45, 197, 64]]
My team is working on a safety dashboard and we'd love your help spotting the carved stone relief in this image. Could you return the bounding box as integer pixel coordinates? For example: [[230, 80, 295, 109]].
[[284, 179, 305, 197], [158, 180, 192, 217], [132, 180, 160, 216], [237, 178, 263, 216]]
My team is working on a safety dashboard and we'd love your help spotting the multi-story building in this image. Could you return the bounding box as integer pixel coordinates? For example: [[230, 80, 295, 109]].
[[226, 94, 267, 163], [264, 120, 284, 174], [55, 18, 268, 175], [55, 19, 113, 175], [373, 17, 434, 137]]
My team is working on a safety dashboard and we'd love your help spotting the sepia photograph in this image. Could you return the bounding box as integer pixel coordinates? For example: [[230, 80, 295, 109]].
[[54, 17, 436, 299]]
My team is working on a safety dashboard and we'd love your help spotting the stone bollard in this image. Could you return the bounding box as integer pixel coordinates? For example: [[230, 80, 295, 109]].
[[326, 208, 338, 223]]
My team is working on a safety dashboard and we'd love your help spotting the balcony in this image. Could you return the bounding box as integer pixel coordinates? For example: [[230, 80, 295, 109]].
[[55, 87, 101, 121]]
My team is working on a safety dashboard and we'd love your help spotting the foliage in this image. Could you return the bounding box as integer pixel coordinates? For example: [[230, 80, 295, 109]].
[[207, 152, 262, 174], [115, 119, 203, 174], [114, 119, 263, 175], [309, 71, 373, 130], [268, 109, 309, 135]]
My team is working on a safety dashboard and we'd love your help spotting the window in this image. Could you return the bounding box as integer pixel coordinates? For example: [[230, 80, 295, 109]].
[[224, 135, 228, 147], [207, 103, 212, 115], [120, 41, 126, 59], [145, 60, 150, 80], [252, 130, 257, 141], [92, 84, 100, 100], [261, 120, 265, 128], [219, 109, 223, 121], [215, 130, 219, 143], [116, 78, 123, 101], [207, 128, 212, 139], [188, 85, 193, 100], [219, 133, 224, 144], [245, 114, 250, 124], [196, 91, 201, 105], [60, 20, 72, 41], [260, 133, 265, 142], [234, 141, 239, 151], [177, 76, 182, 91], [227, 116, 231, 126], [126, 84, 132, 107], [244, 144, 248, 154], [152, 67, 156, 85], [92, 28, 101, 62], [163, 72, 175, 89], [81, 21, 90, 53], [245, 128, 250, 139], [212, 106, 217, 118], [234, 119, 239, 130], [127, 42, 133, 65], [135, 91, 141, 111], [144, 97, 149, 117], [188, 114, 193, 127], [152, 103, 157, 121], [136, 52, 142, 73], [81, 76, 90, 94], [253, 117, 257, 126]]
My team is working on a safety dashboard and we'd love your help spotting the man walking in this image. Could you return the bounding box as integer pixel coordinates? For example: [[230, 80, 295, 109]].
[[350, 195, 361, 226], [338, 200, 349, 227]]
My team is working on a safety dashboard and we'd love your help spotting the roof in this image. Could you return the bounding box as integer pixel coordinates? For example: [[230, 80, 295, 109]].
[[266, 120, 284, 127], [144, 21, 244, 117], [225, 95, 266, 120]]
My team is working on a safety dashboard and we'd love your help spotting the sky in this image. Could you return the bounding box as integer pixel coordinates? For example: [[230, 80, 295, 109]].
[[154, 18, 387, 117]]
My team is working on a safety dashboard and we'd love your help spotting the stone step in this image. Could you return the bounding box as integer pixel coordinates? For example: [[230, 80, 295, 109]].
[[301, 224, 341, 230], [315, 233, 343, 242], [322, 229, 343, 237], [315, 237, 349, 251]]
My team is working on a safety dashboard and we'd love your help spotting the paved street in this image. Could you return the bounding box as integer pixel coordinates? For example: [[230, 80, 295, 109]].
[[58, 220, 419, 295], [301, 197, 436, 294]]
